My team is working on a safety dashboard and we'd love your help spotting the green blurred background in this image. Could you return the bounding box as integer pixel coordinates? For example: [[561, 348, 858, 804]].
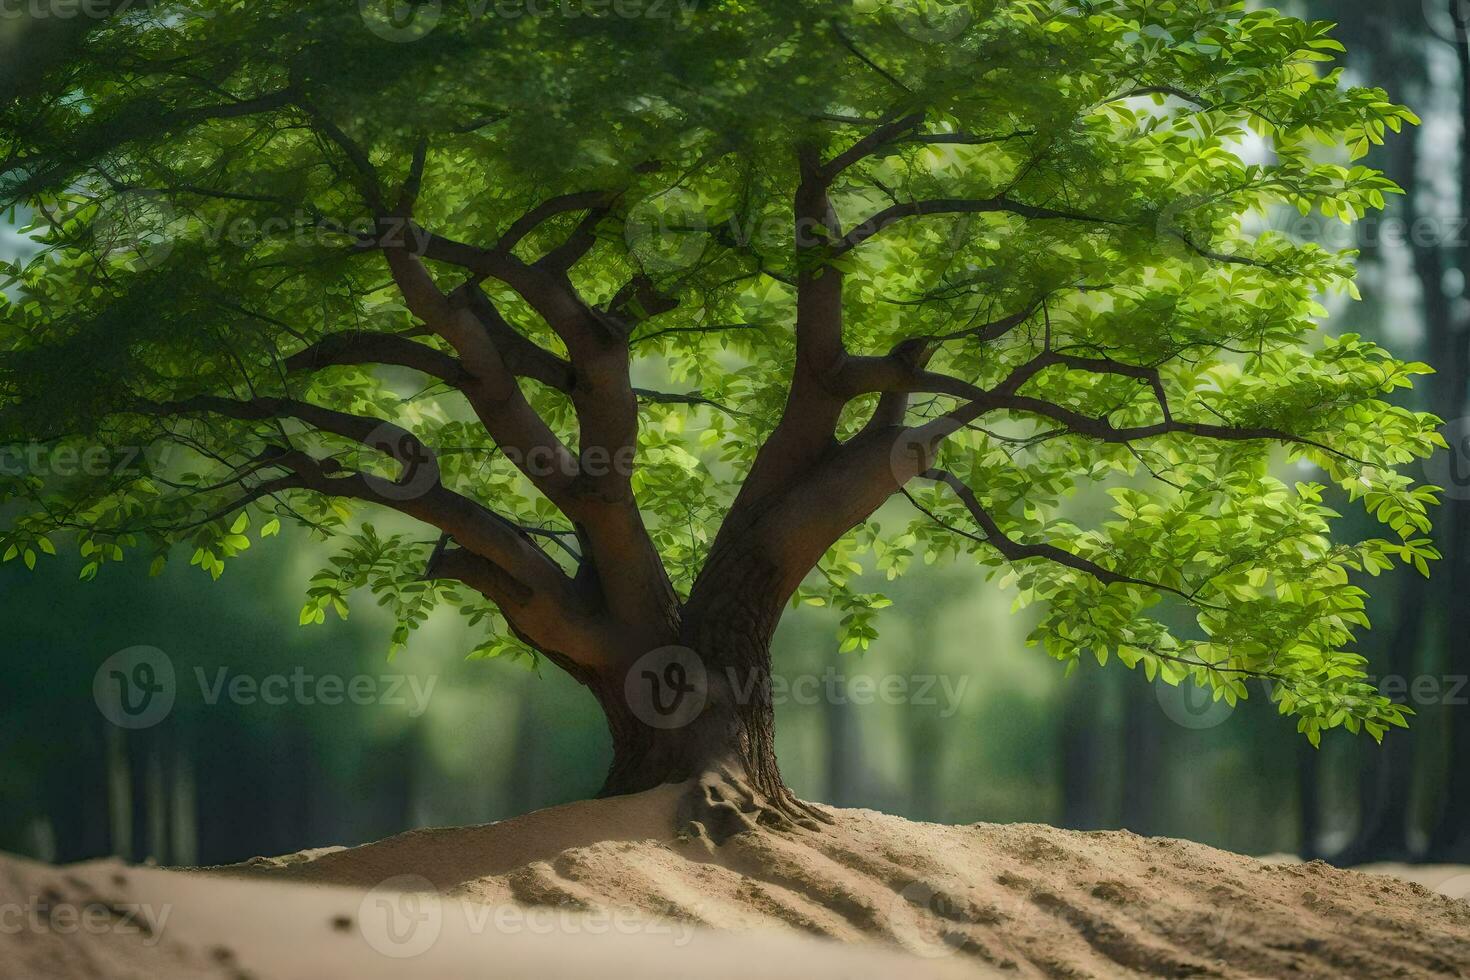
[[2, 0, 1468, 868]]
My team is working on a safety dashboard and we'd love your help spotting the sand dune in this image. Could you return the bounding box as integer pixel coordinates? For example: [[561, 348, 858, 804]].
[[5, 785, 1470, 978], [0, 851, 983, 978]]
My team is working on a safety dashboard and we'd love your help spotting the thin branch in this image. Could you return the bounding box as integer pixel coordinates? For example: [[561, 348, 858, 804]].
[[634, 388, 749, 418], [912, 469, 1223, 609], [829, 19, 911, 94], [836, 196, 1128, 254], [629, 322, 763, 347], [284, 332, 466, 383]]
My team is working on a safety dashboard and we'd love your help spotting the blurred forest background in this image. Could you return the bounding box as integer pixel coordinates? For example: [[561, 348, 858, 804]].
[[3, 0, 1469, 868]]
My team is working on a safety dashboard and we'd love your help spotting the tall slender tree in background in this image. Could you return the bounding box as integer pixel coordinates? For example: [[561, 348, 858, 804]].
[[1300, 0, 1470, 862], [1426, 0, 1470, 860]]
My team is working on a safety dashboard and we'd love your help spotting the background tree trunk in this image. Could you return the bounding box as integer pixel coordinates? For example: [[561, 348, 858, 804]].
[[1059, 677, 1108, 831], [1120, 676, 1159, 837], [1426, 12, 1470, 857]]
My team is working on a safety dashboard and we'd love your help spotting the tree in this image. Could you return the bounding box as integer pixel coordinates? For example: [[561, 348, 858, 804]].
[[0, 1, 1444, 838]]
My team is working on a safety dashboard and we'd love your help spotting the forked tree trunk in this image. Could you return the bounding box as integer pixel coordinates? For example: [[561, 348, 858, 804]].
[[582, 544, 826, 841], [591, 653, 784, 800]]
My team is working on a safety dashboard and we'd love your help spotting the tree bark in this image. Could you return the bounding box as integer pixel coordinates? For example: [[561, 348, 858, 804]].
[[591, 660, 782, 798], [584, 543, 828, 842]]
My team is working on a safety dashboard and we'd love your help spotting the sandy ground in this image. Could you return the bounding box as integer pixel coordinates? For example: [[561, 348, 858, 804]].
[[4, 785, 1470, 978]]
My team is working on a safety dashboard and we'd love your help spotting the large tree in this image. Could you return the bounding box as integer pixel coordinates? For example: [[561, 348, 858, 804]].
[[0, 0, 1444, 837]]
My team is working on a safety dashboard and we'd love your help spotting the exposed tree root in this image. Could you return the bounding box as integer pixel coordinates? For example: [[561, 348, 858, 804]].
[[676, 766, 834, 848]]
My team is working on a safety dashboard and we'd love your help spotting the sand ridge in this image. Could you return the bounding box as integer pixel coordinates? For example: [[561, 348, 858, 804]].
[[0, 844, 985, 979], [5, 787, 1470, 978], [241, 787, 1470, 978]]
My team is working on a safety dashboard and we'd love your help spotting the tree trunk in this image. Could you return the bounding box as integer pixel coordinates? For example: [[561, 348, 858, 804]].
[[826, 672, 863, 809], [1332, 571, 1424, 864], [1058, 675, 1106, 831], [1119, 674, 1160, 837], [588, 644, 826, 842], [591, 654, 784, 801], [1426, 488, 1470, 860], [585, 545, 827, 842], [1428, 0, 1470, 862], [1297, 737, 1321, 860]]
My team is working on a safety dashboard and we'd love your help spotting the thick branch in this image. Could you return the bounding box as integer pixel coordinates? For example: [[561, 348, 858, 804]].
[[285, 332, 466, 383], [140, 394, 432, 468], [387, 224, 672, 637], [3, 89, 293, 205], [714, 147, 851, 522], [265, 449, 609, 664], [1165, 229, 1285, 272], [992, 350, 1170, 418], [379, 247, 581, 503], [819, 114, 1037, 180], [463, 287, 574, 392], [982, 393, 1354, 462], [820, 112, 925, 180], [853, 364, 1358, 465], [293, 89, 385, 211], [407, 227, 618, 362], [136, 399, 610, 659], [634, 388, 746, 418]]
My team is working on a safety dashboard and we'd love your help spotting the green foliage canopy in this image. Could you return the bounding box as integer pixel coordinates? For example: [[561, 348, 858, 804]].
[[0, 0, 1445, 745]]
